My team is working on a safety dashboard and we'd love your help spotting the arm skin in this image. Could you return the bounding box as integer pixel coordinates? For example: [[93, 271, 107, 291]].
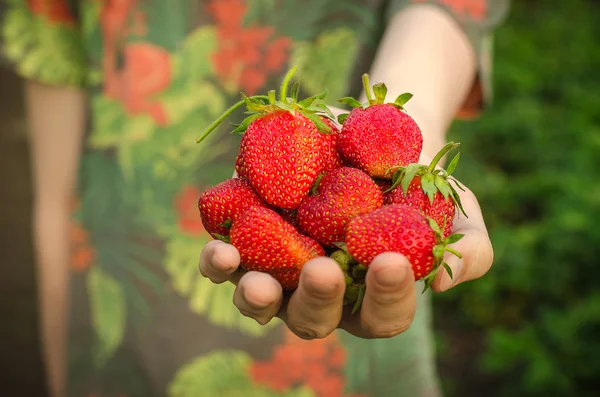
[[199, 4, 494, 339], [25, 81, 87, 397]]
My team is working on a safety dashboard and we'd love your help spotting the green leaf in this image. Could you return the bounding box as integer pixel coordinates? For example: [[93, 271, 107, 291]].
[[298, 90, 328, 108], [394, 93, 414, 108], [421, 173, 437, 203], [231, 114, 261, 134], [445, 233, 465, 245], [443, 262, 454, 279], [446, 152, 461, 175], [337, 113, 349, 124], [434, 174, 452, 201], [167, 351, 252, 397], [291, 80, 301, 102], [399, 163, 420, 194], [304, 112, 332, 133], [372, 83, 388, 103], [450, 187, 468, 218], [307, 98, 335, 119], [87, 267, 126, 367], [338, 96, 363, 109], [428, 217, 442, 236]]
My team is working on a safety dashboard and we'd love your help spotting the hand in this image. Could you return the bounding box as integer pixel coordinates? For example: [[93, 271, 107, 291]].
[[198, 180, 493, 340]]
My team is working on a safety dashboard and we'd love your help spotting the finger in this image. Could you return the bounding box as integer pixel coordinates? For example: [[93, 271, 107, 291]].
[[432, 189, 494, 292], [233, 271, 283, 325], [359, 252, 416, 338], [199, 240, 241, 284], [286, 257, 346, 340]]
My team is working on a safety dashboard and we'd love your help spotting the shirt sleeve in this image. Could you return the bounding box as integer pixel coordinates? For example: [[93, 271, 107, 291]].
[[386, 0, 511, 119], [0, 0, 86, 88]]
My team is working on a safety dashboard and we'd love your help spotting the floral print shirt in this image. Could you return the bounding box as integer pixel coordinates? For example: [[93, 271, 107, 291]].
[[1, 1, 509, 397]]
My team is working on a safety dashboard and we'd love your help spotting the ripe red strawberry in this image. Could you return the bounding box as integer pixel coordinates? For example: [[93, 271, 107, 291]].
[[230, 206, 325, 290], [344, 203, 463, 289], [198, 178, 267, 240], [337, 74, 423, 179], [240, 110, 328, 209], [384, 142, 467, 238], [297, 167, 383, 247], [319, 117, 344, 172], [234, 147, 247, 178], [197, 67, 339, 210]]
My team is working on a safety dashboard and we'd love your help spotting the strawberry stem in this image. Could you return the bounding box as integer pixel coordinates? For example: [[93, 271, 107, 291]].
[[351, 284, 366, 315], [195, 95, 270, 143], [268, 90, 276, 104], [280, 66, 298, 102], [427, 142, 460, 173], [362, 73, 374, 103], [445, 247, 463, 259]]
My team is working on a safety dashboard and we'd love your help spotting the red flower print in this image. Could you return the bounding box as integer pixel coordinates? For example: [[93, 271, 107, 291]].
[[207, 0, 292, 95], [26, 0, 76, 25], [103, 43, 172, 126], [413, 0, 486, 21], [70, 221, 96, 273], [120, 43, 172, 125], [264, 37, 293, 72], [206, 0, 247, 30], [100, 1, 170, 126], [100, 0, 138, 41], [175, 186, 208, 235], [250, 330, 360, 397]]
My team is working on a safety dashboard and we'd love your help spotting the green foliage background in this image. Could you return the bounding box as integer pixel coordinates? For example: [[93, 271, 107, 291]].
[[433, 0, 600, 396]]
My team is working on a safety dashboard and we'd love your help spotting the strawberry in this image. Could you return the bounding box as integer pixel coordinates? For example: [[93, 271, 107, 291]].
[[336, 74, 423, 179], [197, 67, 338, 209], [229, 206, 325, 290], [384, 142, 467, 238], [240, 111, 328, 209], [297, 167, 383, 247], [344, 203, 464, 290], [319, 117, 344, 171], [198, 178, 267, 240], [234, 147, 247, 178]]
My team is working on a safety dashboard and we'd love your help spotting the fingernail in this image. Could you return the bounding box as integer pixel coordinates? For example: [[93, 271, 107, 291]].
[[375, 264, 407, 287]]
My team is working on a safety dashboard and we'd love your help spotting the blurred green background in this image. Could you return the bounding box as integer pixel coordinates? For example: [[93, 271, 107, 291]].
[[1, 0, 599, 395], [435, 0, 600, 395]]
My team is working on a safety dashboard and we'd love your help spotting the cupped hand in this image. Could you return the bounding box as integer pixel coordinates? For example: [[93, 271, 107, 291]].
[[198, 181, 493, 340], [199, 104, 493, 339]]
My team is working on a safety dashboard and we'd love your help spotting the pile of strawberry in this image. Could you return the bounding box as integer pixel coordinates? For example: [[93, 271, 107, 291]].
[[197, 67, 467, 313]]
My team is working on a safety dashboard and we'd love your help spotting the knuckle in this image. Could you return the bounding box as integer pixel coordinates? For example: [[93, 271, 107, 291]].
[[369, 290, 403, 307], [364, 319, 413, 339], [303, 280, 341, 302], [288, 322, 332, 340]]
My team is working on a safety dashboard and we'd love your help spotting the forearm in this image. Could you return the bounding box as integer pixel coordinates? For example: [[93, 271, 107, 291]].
[[25, 81, 87, 397], [366, 4, 477, 157]]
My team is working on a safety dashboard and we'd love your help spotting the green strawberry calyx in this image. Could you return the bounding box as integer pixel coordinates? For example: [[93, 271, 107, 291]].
[[421, 216, 464, 292], [384, 141, 468, 218], [330, 244, 367, 314], [196, 67, 336, 143], [336, 73, 414, 124]]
